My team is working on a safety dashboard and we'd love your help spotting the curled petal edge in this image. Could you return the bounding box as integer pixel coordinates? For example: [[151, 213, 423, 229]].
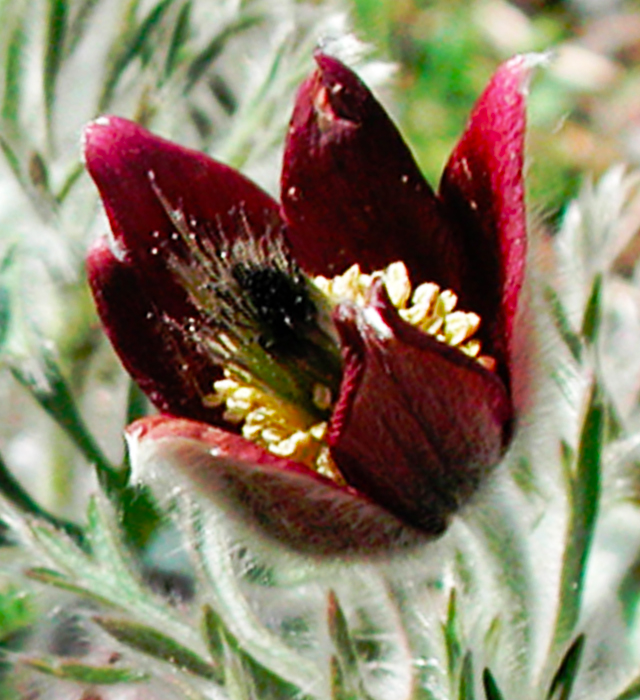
[[441, 53, 546, 376]]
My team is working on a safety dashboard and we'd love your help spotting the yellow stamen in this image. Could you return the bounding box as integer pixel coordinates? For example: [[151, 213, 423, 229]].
[[210, 371, 343, 482], [317, 262, 494, 366]]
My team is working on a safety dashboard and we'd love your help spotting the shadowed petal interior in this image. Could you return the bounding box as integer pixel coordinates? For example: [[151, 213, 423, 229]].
[[87, 237, 224, 423]]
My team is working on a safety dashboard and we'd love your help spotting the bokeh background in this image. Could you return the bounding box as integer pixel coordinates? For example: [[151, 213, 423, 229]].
[[352, 0, 640, 225]]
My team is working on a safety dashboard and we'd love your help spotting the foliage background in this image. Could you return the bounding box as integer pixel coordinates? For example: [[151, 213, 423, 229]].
[[2, 0, 640, 698]]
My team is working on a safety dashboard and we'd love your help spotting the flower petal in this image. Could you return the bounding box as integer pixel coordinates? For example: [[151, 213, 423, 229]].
[[83, 116, 283, 317], [281, 53, 466, 290], [84, 117, 288, 419], [328, 282, 511, 533], [87, 237, 224, 423], [126, 415, 424, 555], [440, 55, 534, 373]]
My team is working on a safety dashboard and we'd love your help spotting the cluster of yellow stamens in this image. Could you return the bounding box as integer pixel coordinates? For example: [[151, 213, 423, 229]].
[[314, 261, 495, 370], [212, 261, 494, 476], [210, 375, 343, 482]]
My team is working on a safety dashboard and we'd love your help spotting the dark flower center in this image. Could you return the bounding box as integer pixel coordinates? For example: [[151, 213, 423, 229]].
[[230, 262, 317, 355]]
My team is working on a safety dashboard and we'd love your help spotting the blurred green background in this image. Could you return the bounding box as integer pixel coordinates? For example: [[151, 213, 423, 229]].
[[351, 0, 640, 225]]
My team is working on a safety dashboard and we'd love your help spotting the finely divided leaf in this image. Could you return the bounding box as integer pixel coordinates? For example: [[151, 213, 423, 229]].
[[23, 655, 147, 684], [443, 588, 462, 679], [191, 510, 324, 691], [98, 0, 175, 111], [581, 275, 602, 346], [202, 604, 225, 683], [482, 668, 505, 700], [9, 347, 123, 492], [544, 285, 582, 363], [164, 1, 192, 80], [2, 13, 26, 125], [43, 0, 68, 130], [26, 566, 118, 610], [328, 590, 369, 700], [459, 651, 475, 700], [94, 615, 218, 680], [184, 14, 263, 92], [551, 384, 603, 652], [0, 451, 84, 544]]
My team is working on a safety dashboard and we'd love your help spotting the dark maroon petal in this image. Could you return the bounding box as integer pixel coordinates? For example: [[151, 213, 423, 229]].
[[328, 282, 511, 533], [440, 56, 533, 374], [83, 116, 283, 317], [84, 116, 287, 422], [281, 53, 466, 289], [87, 237, 224, 424], [127, 415, 425, 555]]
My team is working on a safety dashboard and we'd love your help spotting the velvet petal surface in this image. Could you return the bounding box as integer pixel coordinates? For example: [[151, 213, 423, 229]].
[[84, 116, 284, 419], [440, 55, 532, 376], [281, 54, 466, 292], [127, 415, 423, 555], [282, 53, 532, 382], [328, 283, 512, 533]]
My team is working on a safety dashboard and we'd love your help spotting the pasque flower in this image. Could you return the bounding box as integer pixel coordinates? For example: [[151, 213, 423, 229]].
[[85, 52, 530, 554]]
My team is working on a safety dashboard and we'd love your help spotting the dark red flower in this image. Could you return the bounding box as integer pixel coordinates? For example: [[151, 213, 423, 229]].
[[85, 52, 532, 554]]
